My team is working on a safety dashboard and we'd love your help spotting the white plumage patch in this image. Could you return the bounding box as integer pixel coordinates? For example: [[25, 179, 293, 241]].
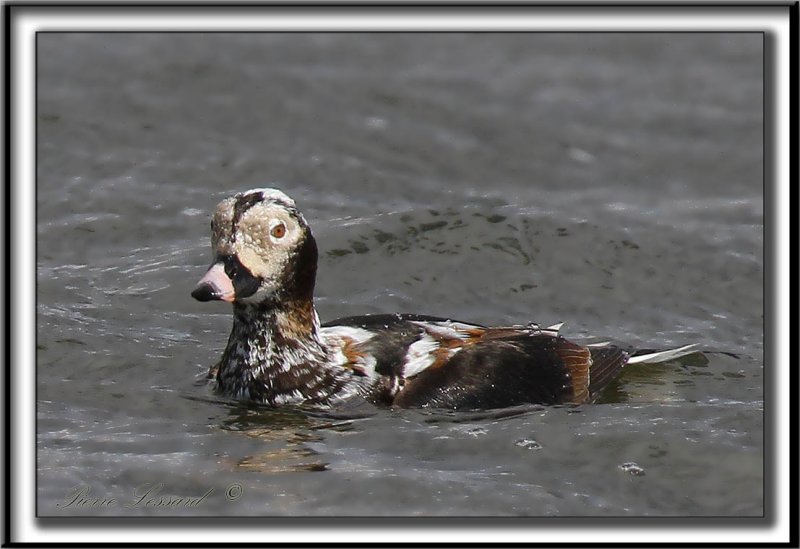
[[321, 325, 375, 345], [242, 187, 296, 206], [402, 334, 442, 378], [321, 325, 378, 377], [628, 344, 698, 364], [411, 320, 481, 340]]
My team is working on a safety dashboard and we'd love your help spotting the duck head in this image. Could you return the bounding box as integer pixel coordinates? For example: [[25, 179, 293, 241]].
[[191, 188, 318, 307]]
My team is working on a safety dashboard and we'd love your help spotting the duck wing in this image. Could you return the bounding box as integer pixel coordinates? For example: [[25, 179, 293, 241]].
[[392, 334, 579, 409], [391, 327, 630, 409], [321, 314, 631, 409]]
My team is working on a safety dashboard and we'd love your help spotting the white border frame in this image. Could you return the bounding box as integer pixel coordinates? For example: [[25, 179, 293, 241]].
[[9, 4, 792, 545]]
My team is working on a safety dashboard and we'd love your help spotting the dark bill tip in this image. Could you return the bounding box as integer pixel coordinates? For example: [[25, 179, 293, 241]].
[[191, 283, 221, 302], [192, 262, 235, 303]]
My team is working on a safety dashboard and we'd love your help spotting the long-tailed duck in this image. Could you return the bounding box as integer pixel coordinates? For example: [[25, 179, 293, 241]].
[[191, 188, 696, 409]]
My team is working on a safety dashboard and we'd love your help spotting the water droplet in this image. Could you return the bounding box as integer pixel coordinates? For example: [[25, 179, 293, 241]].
[[618, 462, 645, 476], [365, 116, 388, 129], [515, 438, 542, 450], [568, 147, 595, 164]]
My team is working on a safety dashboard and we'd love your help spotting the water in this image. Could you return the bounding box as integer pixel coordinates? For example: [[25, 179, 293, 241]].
[[36, 33, 763, 516]]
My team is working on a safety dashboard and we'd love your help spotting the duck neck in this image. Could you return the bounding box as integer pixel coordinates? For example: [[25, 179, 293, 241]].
[[216, 298, 342, 405]]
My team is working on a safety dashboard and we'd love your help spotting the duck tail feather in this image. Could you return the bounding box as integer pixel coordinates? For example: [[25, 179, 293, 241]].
[[588, 347, 629, 397], [628, 343, 699, 365]]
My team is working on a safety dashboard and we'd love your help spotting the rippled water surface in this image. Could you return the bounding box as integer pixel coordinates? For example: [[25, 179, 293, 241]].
[[36, 33, 764, 517]]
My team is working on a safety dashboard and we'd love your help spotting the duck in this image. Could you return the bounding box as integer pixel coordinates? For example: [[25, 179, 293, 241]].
[[191, 188, 697, 410]]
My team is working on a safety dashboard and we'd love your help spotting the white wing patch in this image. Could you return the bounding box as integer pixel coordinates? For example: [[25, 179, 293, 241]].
[[545, 322, 564, 334], [320, 325, 378, 378], [402, 334, 441, 378], [411, 320, 481, 340], [321, 325, 375, 344]]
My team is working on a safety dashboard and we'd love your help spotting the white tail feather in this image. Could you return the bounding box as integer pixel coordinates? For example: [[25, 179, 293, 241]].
[[586, 341, 613, 348], [628, 343, 699, 365]]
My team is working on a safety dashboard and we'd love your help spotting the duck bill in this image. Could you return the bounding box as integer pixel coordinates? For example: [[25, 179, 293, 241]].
[[191, 262, 235, 303]]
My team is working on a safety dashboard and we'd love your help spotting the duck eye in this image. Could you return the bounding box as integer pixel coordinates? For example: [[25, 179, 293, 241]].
[[270, 223, 287, 239]]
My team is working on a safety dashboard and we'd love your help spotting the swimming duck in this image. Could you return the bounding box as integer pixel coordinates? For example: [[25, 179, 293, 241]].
[[191, 188, 696, 409]]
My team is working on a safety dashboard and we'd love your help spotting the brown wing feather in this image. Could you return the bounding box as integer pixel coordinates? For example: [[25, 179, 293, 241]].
[[554, 340, 592, 404], [339, 337, 369, 377], [421, 326, 531, 371], [393, 335, 575, 409]]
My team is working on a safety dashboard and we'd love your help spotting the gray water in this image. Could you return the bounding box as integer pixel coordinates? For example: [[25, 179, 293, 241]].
[[36, 33, 764, 517]]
